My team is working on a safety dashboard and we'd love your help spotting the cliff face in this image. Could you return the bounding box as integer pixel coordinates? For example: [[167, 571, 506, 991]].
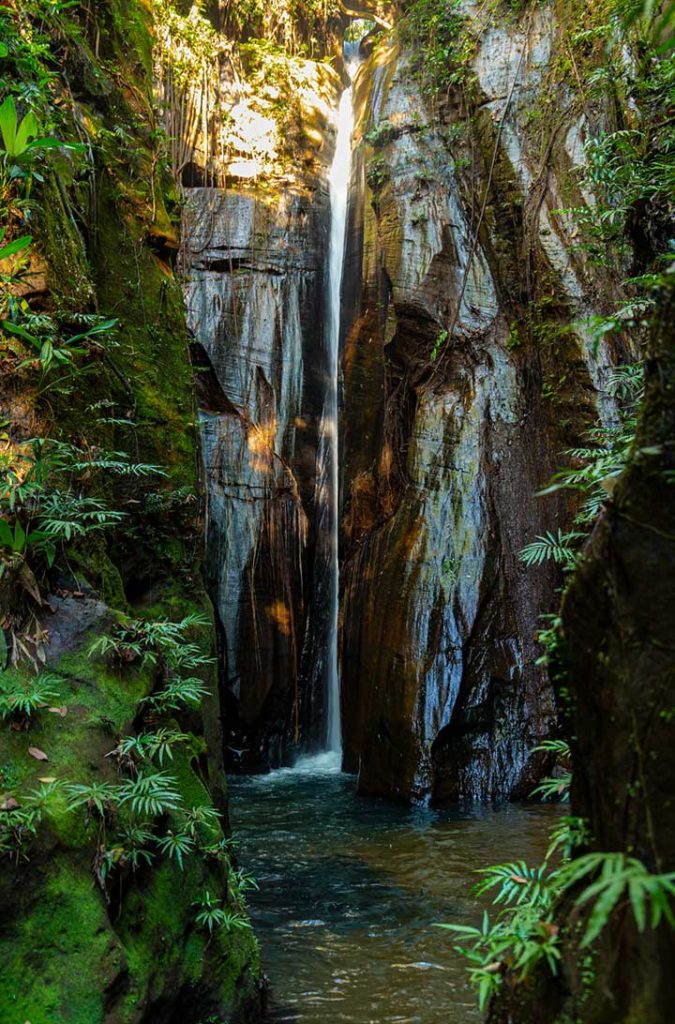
[[173, 11, 342, 764], [339, 2, 631, 802], [177, 1, 635, 797], [183, 169, 337, 765], [486, 286, 675, 1024], [552, 288, 675, 1024]]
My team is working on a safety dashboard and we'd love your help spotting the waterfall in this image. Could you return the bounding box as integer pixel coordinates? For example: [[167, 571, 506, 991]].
[[322, 68, 356, 755]]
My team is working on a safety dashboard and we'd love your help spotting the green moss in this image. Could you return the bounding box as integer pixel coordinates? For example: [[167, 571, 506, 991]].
[[0, 861, 113, 1024], [38, 174, 94, 311], [0, 1, 260, 1020], [0, 614, 258, 1022], [68, 536, 128, 610]]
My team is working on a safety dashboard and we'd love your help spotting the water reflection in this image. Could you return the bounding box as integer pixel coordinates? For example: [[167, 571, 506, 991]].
[[230, 762, 559, 1023]]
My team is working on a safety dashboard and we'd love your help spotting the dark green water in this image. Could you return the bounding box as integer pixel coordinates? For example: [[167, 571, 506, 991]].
[[229, 754, 559, 1024]]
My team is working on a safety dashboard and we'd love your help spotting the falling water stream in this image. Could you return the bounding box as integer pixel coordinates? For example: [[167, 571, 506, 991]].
[[322, 67, 356, 755]]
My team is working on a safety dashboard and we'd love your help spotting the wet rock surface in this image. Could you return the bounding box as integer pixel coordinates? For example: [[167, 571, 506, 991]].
[[339, 6, 630, 802], [185, 4, 632, 800], [182, 109, 339, 765]]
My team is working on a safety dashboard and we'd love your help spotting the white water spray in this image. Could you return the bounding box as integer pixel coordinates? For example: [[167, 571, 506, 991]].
[[323, 66, 356, 756]]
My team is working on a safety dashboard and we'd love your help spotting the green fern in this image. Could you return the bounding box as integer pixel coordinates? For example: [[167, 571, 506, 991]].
[[193, 890, 252, 935], [155, 829, 194, 870], [558, 853, 675, 947], [520, 529, 585, 568], [474, 861, 557, 910], [0, 672, 62, 719], [37, 494, 125, 540], [531, 774, 572, 802], [118, 823, 156, 871], [66, 781, 119, 818], [111, 728, 189, 766], [118, 771, 182, 818], [143, 676, 211, 712]]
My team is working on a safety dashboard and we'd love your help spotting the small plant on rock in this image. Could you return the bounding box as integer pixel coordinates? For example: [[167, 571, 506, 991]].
[[0, 672, 62, 721], [193, 889, 252, 936], [118, 771, 182, 818]]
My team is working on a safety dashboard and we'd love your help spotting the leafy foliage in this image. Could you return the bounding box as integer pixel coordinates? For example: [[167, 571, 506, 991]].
[[117, 823, 157, 872], [89, 613, 211, 668], [530, 740, 572, 802], [0, 804, 41, 861], [110, 729, 190, 767], [0, 672, 62, 719], [142, 675, 211, 712], [66, 781, 119, 819], [558, 853, 675, 948], [117, 771, 182, 818], [437, 906, 561, 1011], [36, 494, 125, 540], [440, 840, 675, 1010], [155, 828, 195, 870], [520, 530, 585, 570], [521, 362, 646, 583], [399, 0, 475, 93], [193, 889, 252, 935]]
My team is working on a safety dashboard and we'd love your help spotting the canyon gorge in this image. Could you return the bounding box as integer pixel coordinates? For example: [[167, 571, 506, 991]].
[[0, 2, 673, 1023]]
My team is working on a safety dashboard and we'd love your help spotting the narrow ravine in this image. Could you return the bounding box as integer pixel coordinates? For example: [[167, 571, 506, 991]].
[[2, 5, 675, 1024], [230, 764, 559, 1023]]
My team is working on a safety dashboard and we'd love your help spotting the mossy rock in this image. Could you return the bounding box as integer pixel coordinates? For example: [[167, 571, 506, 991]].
[[0, 594, 260, 1024]]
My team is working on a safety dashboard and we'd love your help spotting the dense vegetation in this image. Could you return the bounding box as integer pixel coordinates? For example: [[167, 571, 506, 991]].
[[1, 1, 674, 1022], [0, 3, 261, 1020]]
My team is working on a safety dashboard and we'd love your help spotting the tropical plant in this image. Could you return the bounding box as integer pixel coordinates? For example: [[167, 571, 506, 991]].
[[0, 804, 40, 862], [193, 889, 252, 935], [31, 439, 166, 481], [36, 494, 125, 540], [442, 841, 675, 1010], [182, 804, 222, 839], [0, 671, 62, 719], [118, 771, 182, 818], [474, 860, 557, 911], [0, 780, 62, 862], [0, 228, 32, 265], [0, 516, 55, 566], [155, 828, 194, 869], [89, 613, 210, 668], [558, 853, 675, 948], [229, 867, 260, 899], [143, 675, 211, 712], [23, 779, 62, 811], [6, 315, 119, 376], [437, 905, 561, 1012], [530, 740, 572, 802], [118, 822, 156, 871], [520, 529, 585, 569], [111, 728, 190, 767], [202, 834, 238, 862], [0, 94, 59, 182], [66, 781, 119, 819]]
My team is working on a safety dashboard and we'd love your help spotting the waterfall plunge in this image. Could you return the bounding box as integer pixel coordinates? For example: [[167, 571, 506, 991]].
[[322, 71, 355, 756]]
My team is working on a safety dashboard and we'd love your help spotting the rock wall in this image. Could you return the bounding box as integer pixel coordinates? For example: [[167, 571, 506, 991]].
[[340, 2, 632, 802], [487, 287, 675, 1024], [183, 173, 336, 766], [176, 18, 342, 765]]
